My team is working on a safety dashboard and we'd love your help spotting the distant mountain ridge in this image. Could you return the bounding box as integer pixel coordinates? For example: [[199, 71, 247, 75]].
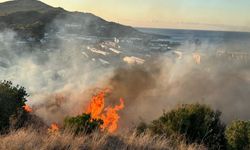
[[0, 0, 57, 15], [0, 0, 149, 39]]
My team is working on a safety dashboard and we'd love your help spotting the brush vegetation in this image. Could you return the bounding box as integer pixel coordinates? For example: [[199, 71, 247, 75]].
[[63, 113, 103, 135], [0, 128, 205, 150], [139, 104, 226, 149], [0, 81, 250, 149], [0, 81, 29, 133], [225, 120, 250, 150]]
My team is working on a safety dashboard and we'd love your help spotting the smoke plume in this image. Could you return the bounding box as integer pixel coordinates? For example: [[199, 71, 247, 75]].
[[0, 18, 250, 129]]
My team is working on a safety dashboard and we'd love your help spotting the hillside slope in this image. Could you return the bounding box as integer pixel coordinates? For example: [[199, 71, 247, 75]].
[[0, 0, 56, 15], [0, 0, 147, 39]]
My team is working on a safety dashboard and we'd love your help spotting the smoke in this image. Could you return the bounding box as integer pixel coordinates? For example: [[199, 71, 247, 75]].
[[0, 17, 114, 124], [0, 15, 250, 129], [106, 47, 250, 128]]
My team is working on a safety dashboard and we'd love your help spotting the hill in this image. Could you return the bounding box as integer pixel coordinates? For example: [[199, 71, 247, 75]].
[[0, 0, 148, 39], [0, 0, 56, 15]]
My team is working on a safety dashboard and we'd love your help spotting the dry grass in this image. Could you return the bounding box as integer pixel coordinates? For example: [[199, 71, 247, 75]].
[[0, 128, 206, 150]]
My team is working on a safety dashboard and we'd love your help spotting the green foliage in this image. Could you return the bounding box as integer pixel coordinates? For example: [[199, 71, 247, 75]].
[[0, 80, 28, 133], [148, 104, 226, 149], [225, 120, 250, 150], [63, 113, 103, 135]]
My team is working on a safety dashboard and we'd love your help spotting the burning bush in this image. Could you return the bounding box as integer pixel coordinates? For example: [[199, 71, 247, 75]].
[[0, 81, 29, 133], [63, 113, 103, 134], [85, 89, 124, 133], [146, 104, 226, 149], [225, 120, 250, 150], [63, 89, 124, 134]]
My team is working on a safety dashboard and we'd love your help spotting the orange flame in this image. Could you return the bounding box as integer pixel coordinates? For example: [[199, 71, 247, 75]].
[[101, 98, 124, 132], [48, 123, 59, 133], [23, 104, 32, 112], [86, 89, 124, 133], [86, 90, 106, 118]]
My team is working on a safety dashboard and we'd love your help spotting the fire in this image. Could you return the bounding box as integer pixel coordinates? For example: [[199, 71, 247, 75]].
[[101, 98, 124, 132], [86, 89, 124, 133], [48, 123, 59, 133], [23, 104, 32, 112], [86, 89, 106, 118], [193, 53, 201, 64]]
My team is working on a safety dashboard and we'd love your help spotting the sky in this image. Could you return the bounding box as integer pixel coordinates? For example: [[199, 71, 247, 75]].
[[1, 0, 250, 31]]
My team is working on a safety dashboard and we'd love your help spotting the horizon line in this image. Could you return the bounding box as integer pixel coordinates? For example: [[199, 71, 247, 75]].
[[134, 26, 250, 33]]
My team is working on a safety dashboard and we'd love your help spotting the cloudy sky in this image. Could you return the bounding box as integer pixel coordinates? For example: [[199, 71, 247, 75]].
[[1, 0, 250, 31]]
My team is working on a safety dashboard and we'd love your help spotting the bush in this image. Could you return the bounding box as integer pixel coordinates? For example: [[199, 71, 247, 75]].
[[148, 104, 226, 149], [225, 120, 250, 150], [0, 81, 29, 133], [63, 113, 103, 135]]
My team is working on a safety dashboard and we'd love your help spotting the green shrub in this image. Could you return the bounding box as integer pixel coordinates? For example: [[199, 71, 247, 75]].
[[148, 104, 226, 149], [0, 81, 29, 133], [63, 113, 103, 135], [225, 120, 250, 150]]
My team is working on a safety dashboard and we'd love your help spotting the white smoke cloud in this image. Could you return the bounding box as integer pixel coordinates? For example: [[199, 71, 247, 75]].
[[0, 19, 250, 129]]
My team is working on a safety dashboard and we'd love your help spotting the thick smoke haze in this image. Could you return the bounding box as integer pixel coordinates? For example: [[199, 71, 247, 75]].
[[0, 25, 114, 124], [106, 52, 250, 128], [0, 19, 250, 129]]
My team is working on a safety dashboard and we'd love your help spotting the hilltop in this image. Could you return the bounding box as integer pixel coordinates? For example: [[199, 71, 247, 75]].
[[0, 0, 148, 39], [0, 0, 56, 15]]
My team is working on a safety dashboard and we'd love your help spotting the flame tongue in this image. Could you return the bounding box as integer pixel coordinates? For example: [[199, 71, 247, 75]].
[[101, 98, 124, 132], [86, 90, 106, 118], [86, 89, 124, 133], [48, 123, 59, 133], [23, 104, 32, 112]]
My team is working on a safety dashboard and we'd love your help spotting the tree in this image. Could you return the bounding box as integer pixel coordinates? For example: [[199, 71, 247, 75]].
[[0, 80, 29, 133], [63, 113, 103, 135], [225, 120, 250, 150], [148, 104, 226, 149]]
